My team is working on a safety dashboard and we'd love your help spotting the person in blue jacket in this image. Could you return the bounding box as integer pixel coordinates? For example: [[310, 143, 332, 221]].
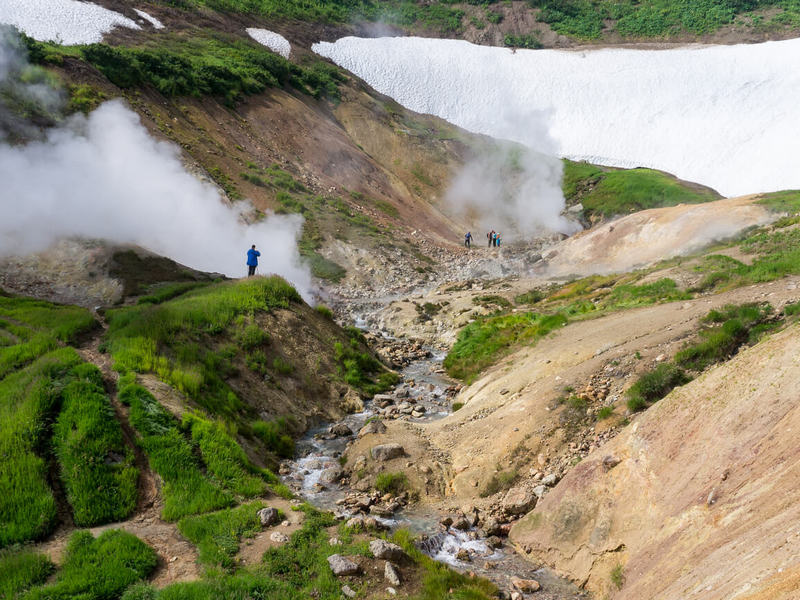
[[246, 244, 260, 277]]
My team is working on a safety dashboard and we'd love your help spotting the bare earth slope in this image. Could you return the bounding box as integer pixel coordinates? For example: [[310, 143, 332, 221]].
[[509, 322, 800, 600]]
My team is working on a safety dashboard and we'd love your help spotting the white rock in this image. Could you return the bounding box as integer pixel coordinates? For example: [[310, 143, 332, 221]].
[[270, 531, 289, 543]]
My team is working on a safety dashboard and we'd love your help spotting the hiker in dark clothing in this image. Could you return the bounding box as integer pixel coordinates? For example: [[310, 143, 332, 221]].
[[246, 245, 260, 277], [464, 231, 473, 248], [487, 230, 494, 247]]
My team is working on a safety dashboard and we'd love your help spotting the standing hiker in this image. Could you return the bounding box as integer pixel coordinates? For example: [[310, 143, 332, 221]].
[[496, 232, 502, 247], [464, 231, 473, 248], [488, 230, 494, 247], [246, 244, 260, 277]]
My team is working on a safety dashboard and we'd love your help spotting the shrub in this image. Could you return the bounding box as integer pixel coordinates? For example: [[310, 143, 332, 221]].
[[0, 548, 54, 599], [22, 529, 157, 600], [315, 305, 334, 320], [252, 418, 295, 459], [596, 406, 614, 420], [452, 402, 464, 411], [626, 363, 690, 411], [235, 323, 269, 349], [375, 472, 408, 494], [272, 356, 294, 375]]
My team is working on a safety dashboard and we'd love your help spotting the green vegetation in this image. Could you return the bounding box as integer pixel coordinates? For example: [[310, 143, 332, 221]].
[[627, 303, 776, 411], [67, 83, 106, 114], [53, 363, 138, 527], [596, 405, 615, 420], [504, 33, 543, 48], [562, 161, 719, 218], [22, 530, 157, 600], [605, 278, 691, 309], [375, 471, 408, 494], [105, 277, 300, 418], [252, 418, 296, 459], [472, 295, 512, 310], [119, 381, 233, 521], [315, 305, 334, 320], [177, 502, 266, 569], [183, 414, 270, 498], [515, 289, 544, 305], [137, 282, 211, 305], [0, 548, 54, 599], [452, 401, 464, 411], [610, 563, 625, 590], [334, 328, 398, 394], [480, 469, 518, 498], [529, 0, 800, 40], [0, 349, 81, 547], [444, 312, 567, 382], [757, 189, 800, 213]]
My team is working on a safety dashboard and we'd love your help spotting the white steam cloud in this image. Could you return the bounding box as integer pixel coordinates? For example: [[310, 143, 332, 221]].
[[0, 31, 313, 299]]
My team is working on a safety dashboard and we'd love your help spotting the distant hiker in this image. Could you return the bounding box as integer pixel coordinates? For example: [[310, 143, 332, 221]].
[[496, 232, 502, 247], [492, 231, 497, 247], [464, 231, 473, 248], [488, 230, 495, 247], [246, 244, 260, 277]]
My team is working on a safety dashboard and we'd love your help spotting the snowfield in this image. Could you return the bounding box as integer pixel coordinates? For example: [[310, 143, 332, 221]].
[[133, 9, 164, 30], [247, 28, 291, 59], [0, 0, 139, 45], [314, 36, 800, 197]]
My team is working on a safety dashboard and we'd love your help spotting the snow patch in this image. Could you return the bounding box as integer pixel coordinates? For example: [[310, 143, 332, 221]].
[[247, 28, 291, 59], [133, 8, 164, 30], [313, 36, 800, 197], [0, 0, 140, 45]]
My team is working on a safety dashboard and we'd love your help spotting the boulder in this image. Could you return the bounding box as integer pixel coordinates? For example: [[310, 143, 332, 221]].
[[330, 423, 354, 437], [384, 561, 401, 586], [455, 548, 471, 562], [503, 487, 537, 516], [541, 473, 558, 486], [370, 539, 408, 561], [341, 389, 364, 414], [341, 585, 357, 598], [327, 554, 361, 576], [257, 507, 279, 527], [371, 443, 405, 461], [359, 419, 387, 437], [452, 517, 471, 531], [511, 577, 541, 593], [319, 467, 344, 485], [532, 485, 548, 499]]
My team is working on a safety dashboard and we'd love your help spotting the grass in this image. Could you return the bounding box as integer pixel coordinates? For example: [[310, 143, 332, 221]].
[[0, 349, 83, 548], [21, 529, 157, 600], [504, 33, 543, 48], [177, 501, 266, 569], [627, 303, 776, 411], [480, 469, 518, 498], [183, 414, 270, 498], [251, 418, 296, 459], [757, 190, 800, 213], [0, 548, 54, 599], [137, 282, 211, 305], [375, 471, 408, 494], [105, 277, 300, 418], [334, 328, 399, 395], [610, 563, 625, 590], [596, 405, 615, 420], [562, 161, 719, 218], [119, 381, 234, 521], [53, 363, 138, 527], [444, 312, 567, 383]]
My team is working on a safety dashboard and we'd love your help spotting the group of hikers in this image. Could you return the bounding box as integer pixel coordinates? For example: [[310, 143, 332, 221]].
[[463, 230, 501, 249]]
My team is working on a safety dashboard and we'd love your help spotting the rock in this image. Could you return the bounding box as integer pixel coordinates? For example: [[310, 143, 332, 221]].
[[486, 536, 503, 549], [257, 507, 279, 527], [341, 389, 364, 413], [371, 443, 405, 461], [363, 517, 388, 531], [510, 592, 523, 600], [541, 473, 558, 486], [532, 485, 548, 499], [319, 467, 344, 485], [359, 420, 387, 437], [329, 537, 342, 546], [370, 539, 407, 561], [346, 516, 365, 531], [500, 388, 509, 395], [455, 548, 471, 562], [327, 554, 360, 576], [511, 577, 541, 593], [342, 584, 357, 598], [330, 423, 353, 437], [384, 561, 401, 586], [482, 518, 502, 537], [452, 517, 471, 531], [269, 531, 289, 543], [503, 487, 537, 515], [386, 587, 397, 596], [603, 455, 621, 471], [439, 515, 454, 528], [352, 455, 367, 471]]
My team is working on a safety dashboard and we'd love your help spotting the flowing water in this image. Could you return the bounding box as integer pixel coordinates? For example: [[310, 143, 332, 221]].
[[284, 342, 586, 599]]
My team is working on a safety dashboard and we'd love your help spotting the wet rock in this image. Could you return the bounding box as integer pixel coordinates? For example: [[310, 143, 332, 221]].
[[363, 517, 388, 531], [369, 505, 394, 518], [384, 561, 401, 586], [370, 539, 407, 561], [269, 531, 289, 543], [455, 548, 471, 562], [452, 517, 471, 531], [481, 518, 502, 537], [503, 487, 537, 516], [327, 554, 361, 576], [359, 420, 387, 437], [330, 423, 353, 437], [486, 536, 503, 549], [439, 515, 453, 528], [257, 507, 279, 527], [371, 443, 405, 461], [319, 467, 344, 485], [341, 389, 364, 413], [342, 584, 357, 598], [511, 577, 541, 593]]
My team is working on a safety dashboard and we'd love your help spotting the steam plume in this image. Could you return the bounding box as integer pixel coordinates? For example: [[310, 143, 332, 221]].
[[0, 29, 313, 299]]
